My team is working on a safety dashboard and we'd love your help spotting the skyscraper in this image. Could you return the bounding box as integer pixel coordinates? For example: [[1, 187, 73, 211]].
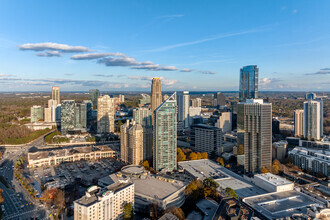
[[89, 89, 100, 107], [30, 105, 44, 123], [237, 99, 272, 173], [61, 100, 75, 134], [48, 99, 58, 122], [190, 98, 202, 108], [153, 93, 177, 171], [294, 110, 304, 137], [304, 100, 323, 140], [121, 120, 144, 165], [213, 92, 226, 107], [74, 102, 91, 130], [177, 91, 190, 129], [97, 95, 115, 133], [151, 78, 162, 113], [52, 86, 60, 105], [239, 65, 259, 102], [305, 92, 316, 100]]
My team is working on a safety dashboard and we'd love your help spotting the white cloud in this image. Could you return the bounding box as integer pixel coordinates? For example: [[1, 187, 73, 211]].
[[36, 51, 62, 57], [180, 68, 194, 72], [19, 42, 91, 52]]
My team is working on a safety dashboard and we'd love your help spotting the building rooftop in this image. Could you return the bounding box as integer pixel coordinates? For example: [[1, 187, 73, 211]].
[[178, 159, 267, 198], [254, 173, 293, 186], [243, 190, 324, 220], [191, 124, 220, 130]]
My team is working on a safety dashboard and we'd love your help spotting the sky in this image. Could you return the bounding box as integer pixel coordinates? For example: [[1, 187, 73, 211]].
[[0, 0, 329, 92]]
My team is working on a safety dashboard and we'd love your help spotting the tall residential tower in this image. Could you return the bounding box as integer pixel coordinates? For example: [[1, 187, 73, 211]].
[[304, 100, 323, 140], [177, 91, 190, 129], [97, 95, 115, 133], [151, 78, 162, 113], [52, 86, 60, 105]]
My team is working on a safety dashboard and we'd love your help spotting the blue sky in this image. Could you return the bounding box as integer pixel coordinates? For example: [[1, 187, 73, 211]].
[[0, 0, 329, 91]]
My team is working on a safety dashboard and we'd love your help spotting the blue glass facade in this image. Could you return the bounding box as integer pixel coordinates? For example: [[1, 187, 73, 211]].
[[239, 65, 258, 102]]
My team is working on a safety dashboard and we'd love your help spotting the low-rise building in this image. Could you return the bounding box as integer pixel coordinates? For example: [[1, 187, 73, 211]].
[[288, 147, 330, 177], [27, 145, 115, 168], [272, 141, 288, 162], [74, 183, 134, 220], [98, 165, 187, 213], [250, 173, 294, 193]]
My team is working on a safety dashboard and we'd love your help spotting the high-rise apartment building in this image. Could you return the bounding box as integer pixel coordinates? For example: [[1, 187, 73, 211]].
[[119, 94, 125, 103], [190, 124, 222, 155], [121, 120, 144, 165], [304, 100, 323, 140], [213, 92, 226, 107], [74, 183, 134, 220], [133, 108, 152, 127], [151, 78, 162, 113], [44, 107, 52, 122], [190, 98, 202, 108], [52, 86, 60, 105], [237, 99, 272, 173], [61, 100, 75, 134], [153, 93, 177, 171], [177, 91, 190, 129], [47, 99, 58, 122], [239, 65, 258, 102], [97, 95, 115, 133], [89, 89, 100, 107], [294, 110, 304, 137], [30, 106, 44, 123]]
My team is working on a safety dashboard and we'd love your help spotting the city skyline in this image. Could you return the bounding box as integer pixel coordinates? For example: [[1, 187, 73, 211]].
[[0, 1, 329, 92]]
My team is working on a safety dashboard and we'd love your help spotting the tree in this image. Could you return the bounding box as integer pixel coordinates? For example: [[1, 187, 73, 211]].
[[261, 167, 269, 173], [201, 152, 208, 159], [196, 152, 202, 160], [272, 159, 280, 174], [189, 152, 198, 160], [123, 203, 133, 220], [203, 178, 219, 188], [142, 160, 149, 169], [0, 189, 4, 204], [0, 151, 2, 160], [167, 207, 185, 220], [216, 157, 225, 166], [177, 148, 186, 162], [224, 187, 238, 198], [237, 145, 244, 155], [225, 164, 231, 169]]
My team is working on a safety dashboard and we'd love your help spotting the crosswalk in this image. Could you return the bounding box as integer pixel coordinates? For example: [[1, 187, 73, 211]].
[[4, 207, 48, 220]]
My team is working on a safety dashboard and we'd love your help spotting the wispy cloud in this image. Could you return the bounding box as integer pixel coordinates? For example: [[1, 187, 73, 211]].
[[144, 26, 270, 52], [19, 42, 91, 52], [93, 74, 114, 77], [36, 51, 62, 57], [128, 76, 178, 86], [305, 68, 330, 75], [71, 52, 125, 60], [199, 71, 216, 75], [292, 9, 298, 14], [158, 14, 184, 22], [180, 68, 194, 72]]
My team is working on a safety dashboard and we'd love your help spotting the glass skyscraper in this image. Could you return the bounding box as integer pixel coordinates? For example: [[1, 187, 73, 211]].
[[61, 100, 75, 134], [89, 89, 100, 107], [153, 93, 177, 171], [239, 65, 258, 102]]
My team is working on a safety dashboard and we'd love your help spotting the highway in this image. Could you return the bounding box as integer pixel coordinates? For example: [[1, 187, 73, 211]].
[[0, 131, 53, 220]]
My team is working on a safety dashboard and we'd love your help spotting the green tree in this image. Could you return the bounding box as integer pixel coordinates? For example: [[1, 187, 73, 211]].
[[123, 203, 133, 220], [224, 187, 238, 198], [203, 178, 219, 188]]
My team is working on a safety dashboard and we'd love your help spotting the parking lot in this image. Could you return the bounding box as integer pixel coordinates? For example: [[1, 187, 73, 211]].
[[29, 158, 123, 190]]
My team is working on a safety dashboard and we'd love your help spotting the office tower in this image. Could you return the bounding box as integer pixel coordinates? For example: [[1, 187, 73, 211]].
[[151, 78, 162, 113], [52, 86, 60, 104], [139, 94, 151, 106], [61, 100, 75, 134], [190, 98, 202, 108], [294, 110, 304, 137], [190, 124, 222, 155], [121, 120, 144, 165], [30, 106, 44, 123], [74, 183, 134, 220], [304, 100, 323, 140], [83, 100, 93, 129], [97, 95, 115, 133], [119, 94, 125, 103], [213, 92, 226, 107], [133, 108, 152, 127], [237, 99, 272, 173], [89, 89, 100, 107], [177, 91, 190, 129], [55, 105, 61, 123], [216, 112, 232, 133], [272, 118, 280, 135], [44, 107, 52, 122], [153, 93, 177, 171], [239, 65, 259, 102], [231, 101, 238, 130], [305, 92, 316, 100]]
